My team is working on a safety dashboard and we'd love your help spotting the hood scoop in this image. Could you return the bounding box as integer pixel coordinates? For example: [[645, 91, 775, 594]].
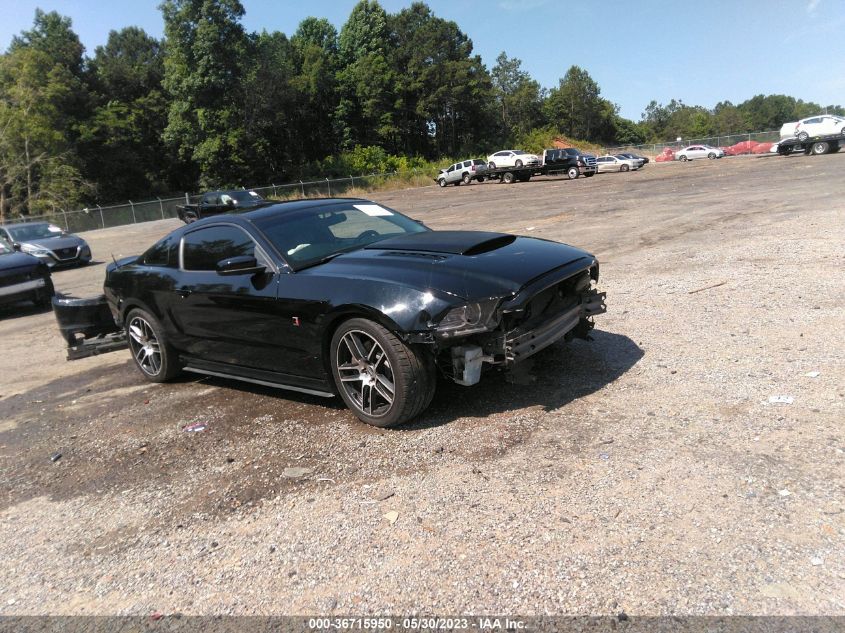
[[366, 231, 516, 256]]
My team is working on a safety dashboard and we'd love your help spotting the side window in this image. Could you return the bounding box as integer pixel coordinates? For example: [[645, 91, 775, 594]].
[[182, 225, 255, 271], [447, 165, 454, 173], [142, 234, 178, 267]]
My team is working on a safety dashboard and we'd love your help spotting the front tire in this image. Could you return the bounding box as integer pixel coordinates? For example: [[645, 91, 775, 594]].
[[679, 155, 688, 162], [797, 132, 809, 142], [708, 152, 716, 159], [514, 159, 523, 168], [125, 308, 181, 382], [566, 166, 579, 180], [330, 318, 435, 427], [438, 178, 447, 188]]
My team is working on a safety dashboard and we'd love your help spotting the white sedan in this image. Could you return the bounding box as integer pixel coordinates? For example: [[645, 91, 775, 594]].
[[595, 155, 640, 172], [793, 115, 845, 141], [486, 150, 540, 169], [676, 145, 724, 161]]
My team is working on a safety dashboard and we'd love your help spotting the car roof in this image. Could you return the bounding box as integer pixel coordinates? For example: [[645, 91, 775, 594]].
[[1, 221, 51, 229]]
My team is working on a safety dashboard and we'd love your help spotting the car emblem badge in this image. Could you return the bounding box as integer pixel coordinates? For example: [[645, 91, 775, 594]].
[[292, 317, 301, 326]]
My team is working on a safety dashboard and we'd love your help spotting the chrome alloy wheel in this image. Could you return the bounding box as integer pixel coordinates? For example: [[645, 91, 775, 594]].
[[128, 315, 162, 376], [335, 330, 395, 418]]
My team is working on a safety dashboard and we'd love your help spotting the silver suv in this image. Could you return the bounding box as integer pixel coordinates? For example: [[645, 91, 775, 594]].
[[437, 159, 489, 187]]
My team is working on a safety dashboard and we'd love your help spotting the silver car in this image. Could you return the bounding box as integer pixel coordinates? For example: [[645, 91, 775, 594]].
[[676, 145, 724, 161], [437, 159, 489, 186], [595, 155, 640, 172], [0, 222, 92, 268]]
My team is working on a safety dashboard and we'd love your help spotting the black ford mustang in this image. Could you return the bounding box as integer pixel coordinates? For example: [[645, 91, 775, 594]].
[[104, 198, 606, 427]]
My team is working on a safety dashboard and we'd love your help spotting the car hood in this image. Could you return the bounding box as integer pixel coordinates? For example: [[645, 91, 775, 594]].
[[306, 231, 595, 300], [22, 235, 85, 249], [0, 251, 42, 274]]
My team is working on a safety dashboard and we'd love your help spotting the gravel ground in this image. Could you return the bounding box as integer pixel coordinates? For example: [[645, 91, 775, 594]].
[[0, 154, 843, 616]]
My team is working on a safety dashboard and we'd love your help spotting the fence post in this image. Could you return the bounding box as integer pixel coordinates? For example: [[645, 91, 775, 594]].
[[158, 197, 164, 220], [300, 180, 304, 197], [61, 209, 68, 231], [185, 192, 190, 204], [272, 184, 277, 197], [326, 177, 331, 196], [129, 200, 136, 224], [98, 205, 104, 229], [350, 174, 354, 189]]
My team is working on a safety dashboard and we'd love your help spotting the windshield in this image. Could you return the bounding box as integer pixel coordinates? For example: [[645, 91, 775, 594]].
[[253, 202, 428, 270], [7, 223, 62, 241], [229, 191, 262, 204]]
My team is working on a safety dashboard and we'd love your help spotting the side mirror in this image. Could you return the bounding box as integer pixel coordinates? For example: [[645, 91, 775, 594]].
[[216, 255, 266, 276], [12, 243, 21, 251]]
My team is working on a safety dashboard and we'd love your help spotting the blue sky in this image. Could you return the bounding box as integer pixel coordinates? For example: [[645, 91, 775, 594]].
[[1, 0, 843, 121]]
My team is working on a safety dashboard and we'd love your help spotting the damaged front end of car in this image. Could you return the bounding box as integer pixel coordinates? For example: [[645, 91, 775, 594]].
[[431, 262, 606, 386]]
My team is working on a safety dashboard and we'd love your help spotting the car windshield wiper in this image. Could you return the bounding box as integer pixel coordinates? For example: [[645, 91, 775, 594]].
[[295, 246, 361, 271]]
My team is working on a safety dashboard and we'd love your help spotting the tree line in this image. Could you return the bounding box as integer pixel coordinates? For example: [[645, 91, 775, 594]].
[[1, 0, 842, 219]]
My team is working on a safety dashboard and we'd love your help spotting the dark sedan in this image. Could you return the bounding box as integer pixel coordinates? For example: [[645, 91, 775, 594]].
[[0, 237, 54, 308], [0, 222, 92, 268], [104, 198, 606, 427], [177, 190, 269, 223]]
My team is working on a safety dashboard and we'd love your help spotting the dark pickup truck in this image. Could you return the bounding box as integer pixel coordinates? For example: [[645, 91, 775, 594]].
[[177, 190, 269, 223], [540, 148, 597, 179]]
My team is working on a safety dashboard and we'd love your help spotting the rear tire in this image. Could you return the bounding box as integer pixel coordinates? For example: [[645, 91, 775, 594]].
[[462, 173, 472, 185], [125, 308, 182, 382], [476, 176, 485, 183], [184, 212, 198, 224], [566, 166, 579, 180], [811, 141, 830, 155], [488, 162, 496, 169], [621, 164, 629, 172], [502, 171, 515, 184], [330, 318, 435, 427]]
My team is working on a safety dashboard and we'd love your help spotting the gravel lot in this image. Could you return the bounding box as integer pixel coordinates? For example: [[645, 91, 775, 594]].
[[0, 154, 843, 616]]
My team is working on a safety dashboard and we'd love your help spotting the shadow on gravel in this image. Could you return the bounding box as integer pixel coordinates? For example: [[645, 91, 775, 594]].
[[0, 328, 641, 528], [0, 300, 53, 320], [407, 329, 643, 430]]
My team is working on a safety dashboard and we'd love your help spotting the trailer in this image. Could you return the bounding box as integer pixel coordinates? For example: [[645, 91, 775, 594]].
[[777, 132, 844, 156]]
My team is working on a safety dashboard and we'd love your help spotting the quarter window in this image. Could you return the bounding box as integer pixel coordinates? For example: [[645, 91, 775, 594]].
[[182, 225, 255, 271]]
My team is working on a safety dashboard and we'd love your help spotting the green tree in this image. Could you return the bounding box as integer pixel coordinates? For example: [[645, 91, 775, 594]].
[[160, 0, 249, 188], [491, 52, 543, 143], [544, 66, 614, 142], [9, 9, 85, 77], [388, 2, 493, 156], [335, 0, 393, 150], [79, 27, 171, 200], [0, 47, 88, 218]]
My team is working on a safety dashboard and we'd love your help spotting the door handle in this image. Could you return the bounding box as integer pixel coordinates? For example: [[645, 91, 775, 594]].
[[175, 287, 192, 297]]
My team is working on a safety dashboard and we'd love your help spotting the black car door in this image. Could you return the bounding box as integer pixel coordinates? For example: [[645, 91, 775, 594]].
[[168, 223, 295, 372]]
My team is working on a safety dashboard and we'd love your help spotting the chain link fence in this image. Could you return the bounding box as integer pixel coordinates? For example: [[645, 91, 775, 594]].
[[1, 171, 408, 234], [602, 130, 781, 156]]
